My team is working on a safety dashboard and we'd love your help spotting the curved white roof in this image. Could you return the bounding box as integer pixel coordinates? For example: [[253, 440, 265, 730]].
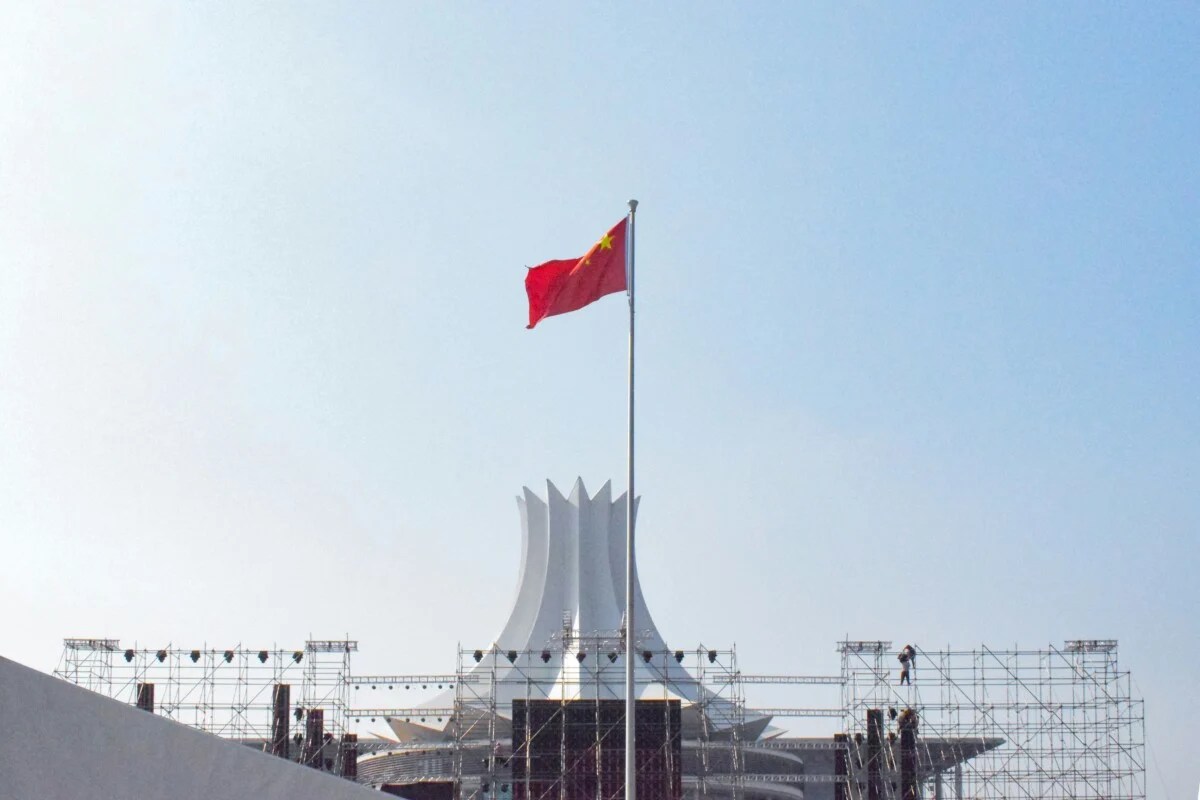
[[388, 479, 769, 741]]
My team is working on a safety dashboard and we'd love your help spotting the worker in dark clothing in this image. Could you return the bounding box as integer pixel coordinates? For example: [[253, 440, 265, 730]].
[[898, 644, 916, 685]]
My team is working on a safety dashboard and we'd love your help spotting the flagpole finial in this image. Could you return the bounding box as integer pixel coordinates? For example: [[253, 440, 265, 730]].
[[628, 199, 638, 212]]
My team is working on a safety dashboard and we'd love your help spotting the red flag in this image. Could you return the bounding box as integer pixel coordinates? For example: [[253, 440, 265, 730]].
[[525, 218, 627, 329]]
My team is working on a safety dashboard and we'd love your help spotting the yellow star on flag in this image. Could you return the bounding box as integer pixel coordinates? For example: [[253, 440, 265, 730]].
[[597, 233, 614, 251]]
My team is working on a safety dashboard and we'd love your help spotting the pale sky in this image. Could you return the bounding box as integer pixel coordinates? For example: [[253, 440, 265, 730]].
[[1, 3, 1196, 797]]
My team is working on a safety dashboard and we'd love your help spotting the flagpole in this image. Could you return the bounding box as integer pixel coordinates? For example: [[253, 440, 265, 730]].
[[624, 198, 638, 800]]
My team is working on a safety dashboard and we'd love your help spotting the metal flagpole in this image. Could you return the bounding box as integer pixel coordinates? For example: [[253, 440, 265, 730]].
[[624, 198, 638, 800]]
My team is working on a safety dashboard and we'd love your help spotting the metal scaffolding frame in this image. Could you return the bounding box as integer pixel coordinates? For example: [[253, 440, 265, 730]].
[[55, 634, 1147, 800], [444, 633, 729, 800], [689, 644, 745, 800], [57, 638, 120, 695], [837, 639, 1145, 800], [55, 637, 357, 773]]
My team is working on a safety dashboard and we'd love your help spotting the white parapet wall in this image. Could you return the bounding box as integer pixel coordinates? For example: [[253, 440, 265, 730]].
[[0, 655, 379, 800]]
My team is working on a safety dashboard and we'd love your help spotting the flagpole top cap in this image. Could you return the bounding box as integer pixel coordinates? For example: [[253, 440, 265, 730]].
[[628, 199, 638, 212]]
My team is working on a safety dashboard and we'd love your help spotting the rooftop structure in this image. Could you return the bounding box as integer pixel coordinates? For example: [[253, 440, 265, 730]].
[[51, 480, 1146, 800]]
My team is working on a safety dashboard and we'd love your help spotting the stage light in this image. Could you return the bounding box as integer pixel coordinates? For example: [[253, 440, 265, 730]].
[[405, 685, 410, 690], [293, 651, 303, 664], [674, 650, 685, 663], [642, 651, 653, 663], [888, 708, 897, 720], [576, 652, 587, 663], [124, 649, 134, 663], [707, 650, 717, 663], [190, 650, 200, 663], [541, 651, 551, 663], [294, 733, 303, 744], [473, 650, 483, 662], [224, 650, 234, 663], [507, 650, 518, 663], [388, 686, 393, 690], [372, 685, 377, 690], [295, 708, 304, 721], [258, 650, 269, 663], [607, 652, 618, 663], [156, 650, 167, 663]]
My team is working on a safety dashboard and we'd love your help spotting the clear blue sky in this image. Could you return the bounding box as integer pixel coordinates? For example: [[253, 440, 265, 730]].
[[1, 3, 1195, 797]]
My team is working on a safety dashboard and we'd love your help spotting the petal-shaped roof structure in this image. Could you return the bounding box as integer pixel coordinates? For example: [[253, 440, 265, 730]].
[[387, 479, 769, 742]]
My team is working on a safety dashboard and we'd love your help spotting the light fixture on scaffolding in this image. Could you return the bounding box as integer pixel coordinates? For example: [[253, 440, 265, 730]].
[[293, 651, 303, 664], [674, 650, 685, 663]]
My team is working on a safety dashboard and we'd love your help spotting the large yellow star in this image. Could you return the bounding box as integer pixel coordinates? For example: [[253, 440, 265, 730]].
[[576, 231, 614, 269]]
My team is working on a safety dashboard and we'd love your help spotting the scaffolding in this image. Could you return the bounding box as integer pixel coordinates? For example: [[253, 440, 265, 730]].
[[54, 634, 1147, 800], [691, 644, 745, 800], [388, 633, 745, 800], [55, 637, 357, 773], [837, 639, 1145, 800], [58, 638, 120, 695]]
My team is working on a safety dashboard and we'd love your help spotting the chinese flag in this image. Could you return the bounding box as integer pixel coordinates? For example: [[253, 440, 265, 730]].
[[525, 218, 627, 329]]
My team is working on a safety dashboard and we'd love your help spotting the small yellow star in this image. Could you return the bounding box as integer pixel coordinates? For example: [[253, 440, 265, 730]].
[[597, 233, 614, 251]]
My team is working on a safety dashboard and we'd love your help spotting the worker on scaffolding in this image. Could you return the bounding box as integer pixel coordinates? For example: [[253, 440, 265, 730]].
[[898, 644, 916, 685]]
